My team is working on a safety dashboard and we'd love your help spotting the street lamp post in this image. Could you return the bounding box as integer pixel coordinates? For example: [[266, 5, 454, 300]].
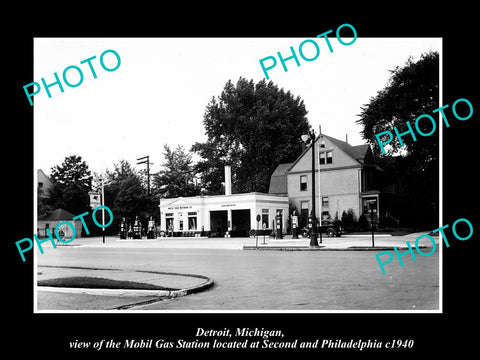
[[301, 130, 319, 247]]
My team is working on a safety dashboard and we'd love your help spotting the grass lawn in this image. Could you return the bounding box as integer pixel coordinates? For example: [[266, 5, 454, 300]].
[[38, 276, 177, 291]]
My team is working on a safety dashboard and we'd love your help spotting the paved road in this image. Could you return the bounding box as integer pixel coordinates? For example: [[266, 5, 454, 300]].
[[36, 236, 439, 311]]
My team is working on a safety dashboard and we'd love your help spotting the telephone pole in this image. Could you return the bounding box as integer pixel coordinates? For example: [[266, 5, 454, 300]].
[[137, 155, 152, 195]]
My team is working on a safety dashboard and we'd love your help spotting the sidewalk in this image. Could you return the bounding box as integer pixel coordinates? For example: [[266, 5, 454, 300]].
[[244, 232, 437, 250], [54, 232, 437, 251]]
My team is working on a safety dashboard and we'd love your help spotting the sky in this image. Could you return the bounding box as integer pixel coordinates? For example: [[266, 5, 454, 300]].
[[34, 37, 441, 176]]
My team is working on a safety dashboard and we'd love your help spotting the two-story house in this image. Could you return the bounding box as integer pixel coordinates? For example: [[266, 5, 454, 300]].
[[269, 133, 384, 227]]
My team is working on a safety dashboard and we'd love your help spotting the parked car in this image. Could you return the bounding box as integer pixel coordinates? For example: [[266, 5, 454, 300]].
[[300, 219, 343, 238]]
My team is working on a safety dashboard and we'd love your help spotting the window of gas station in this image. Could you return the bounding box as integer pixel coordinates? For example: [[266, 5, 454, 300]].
[[188, 212, 197, 230], [166, 213, 174, 230], [261, 209, 269, 228]]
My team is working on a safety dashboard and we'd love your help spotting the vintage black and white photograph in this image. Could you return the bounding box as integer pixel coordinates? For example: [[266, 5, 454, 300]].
[[32, 36, 442, 312]]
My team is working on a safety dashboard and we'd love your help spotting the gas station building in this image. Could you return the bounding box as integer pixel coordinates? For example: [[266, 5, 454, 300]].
[[159, 166, 289, 237], [159, 192, 289, 237]]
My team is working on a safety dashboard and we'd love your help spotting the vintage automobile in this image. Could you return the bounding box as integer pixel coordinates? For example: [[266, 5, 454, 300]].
[[300, 219, 343, 238]]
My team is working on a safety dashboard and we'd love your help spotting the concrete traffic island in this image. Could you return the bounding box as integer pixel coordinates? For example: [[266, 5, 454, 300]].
[[37, 265, 214, 310]]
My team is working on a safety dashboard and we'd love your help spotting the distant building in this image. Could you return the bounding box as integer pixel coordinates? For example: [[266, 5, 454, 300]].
[[269, 133, 387, 227], [37, 169, 53, 198], [37, 208, 84, 238]]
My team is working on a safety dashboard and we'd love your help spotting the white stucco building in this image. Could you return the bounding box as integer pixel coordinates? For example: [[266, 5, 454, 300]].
[[159, 166, 289, 237]]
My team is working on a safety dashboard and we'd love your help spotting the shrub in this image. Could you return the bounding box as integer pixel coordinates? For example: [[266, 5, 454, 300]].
[[357, 214, 370, 231], [341, 208, 357, 232]]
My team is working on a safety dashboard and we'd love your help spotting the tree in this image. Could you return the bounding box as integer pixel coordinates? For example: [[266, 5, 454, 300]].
[[100, 160, 156, 220], [47, 155, 92, 214], [112, 175, 151, 219], [37, 186, 52, 218], [192, 77, 310, 194], [341, 209, 357, 232], [105, 159, 136, 184], [50, 155, 92, 186], [357, 51, 439, 159], [152, 144, 199, 198], [356, 51, 439, 228]]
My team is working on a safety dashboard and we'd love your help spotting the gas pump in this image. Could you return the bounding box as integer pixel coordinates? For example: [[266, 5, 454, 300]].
[[275, 210, 283, 239], [291, 211, 299, 239], [133, 216, 142, 239], [147, 216, 156, 239], [120, 218, 127, 239]]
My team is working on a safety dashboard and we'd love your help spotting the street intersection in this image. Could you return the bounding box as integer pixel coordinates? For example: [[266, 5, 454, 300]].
[[36, 234, 440, 311]]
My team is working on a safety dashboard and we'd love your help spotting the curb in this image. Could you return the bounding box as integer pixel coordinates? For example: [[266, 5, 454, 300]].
[[243, 246, 325, 251], [37, 266, 215, 299], [37, 286, 180, 297], [242, 245, 426, 251]]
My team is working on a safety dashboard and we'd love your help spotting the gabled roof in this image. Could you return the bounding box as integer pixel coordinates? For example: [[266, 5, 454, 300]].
[[38, 208, 75, 221], [37, 169, 50, 180], [161, 196, 194, 206], [268, 163, 293, 194], [286, 133, 371, 172], [271, 163, 293, 177], [322, 134, 370, 163]]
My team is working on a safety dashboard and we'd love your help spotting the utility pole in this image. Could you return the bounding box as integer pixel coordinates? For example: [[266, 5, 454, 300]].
[[137, 155, 153, 195]]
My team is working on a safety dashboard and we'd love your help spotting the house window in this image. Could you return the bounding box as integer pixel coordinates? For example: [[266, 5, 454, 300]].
[[363, 198, 378, 215], [300, 175, 307, 191], [261, 209, 269, 229], [300, 201, 309, 226], [188, 212, 197, 230], [326, 151, 333, 164], [319, 151, 333, 165], [322, 196, 329, 207], [38, 182, 44, 189], [300, 201, 309, 216], [319, 154, 325, 165]]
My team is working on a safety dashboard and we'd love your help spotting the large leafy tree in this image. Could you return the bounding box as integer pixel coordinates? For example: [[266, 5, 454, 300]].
[[100, 160, 156, 220], [192, 77, 310, 194], [358, 51, 439, 161], [152, 144, 199, 198], [356, 51, 439, 228], [50, 155, 92, 186], [47, 155, 92, 215]]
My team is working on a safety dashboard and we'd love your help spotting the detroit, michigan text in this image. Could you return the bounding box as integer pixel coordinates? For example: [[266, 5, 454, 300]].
[[196, 327, 283, 339]]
